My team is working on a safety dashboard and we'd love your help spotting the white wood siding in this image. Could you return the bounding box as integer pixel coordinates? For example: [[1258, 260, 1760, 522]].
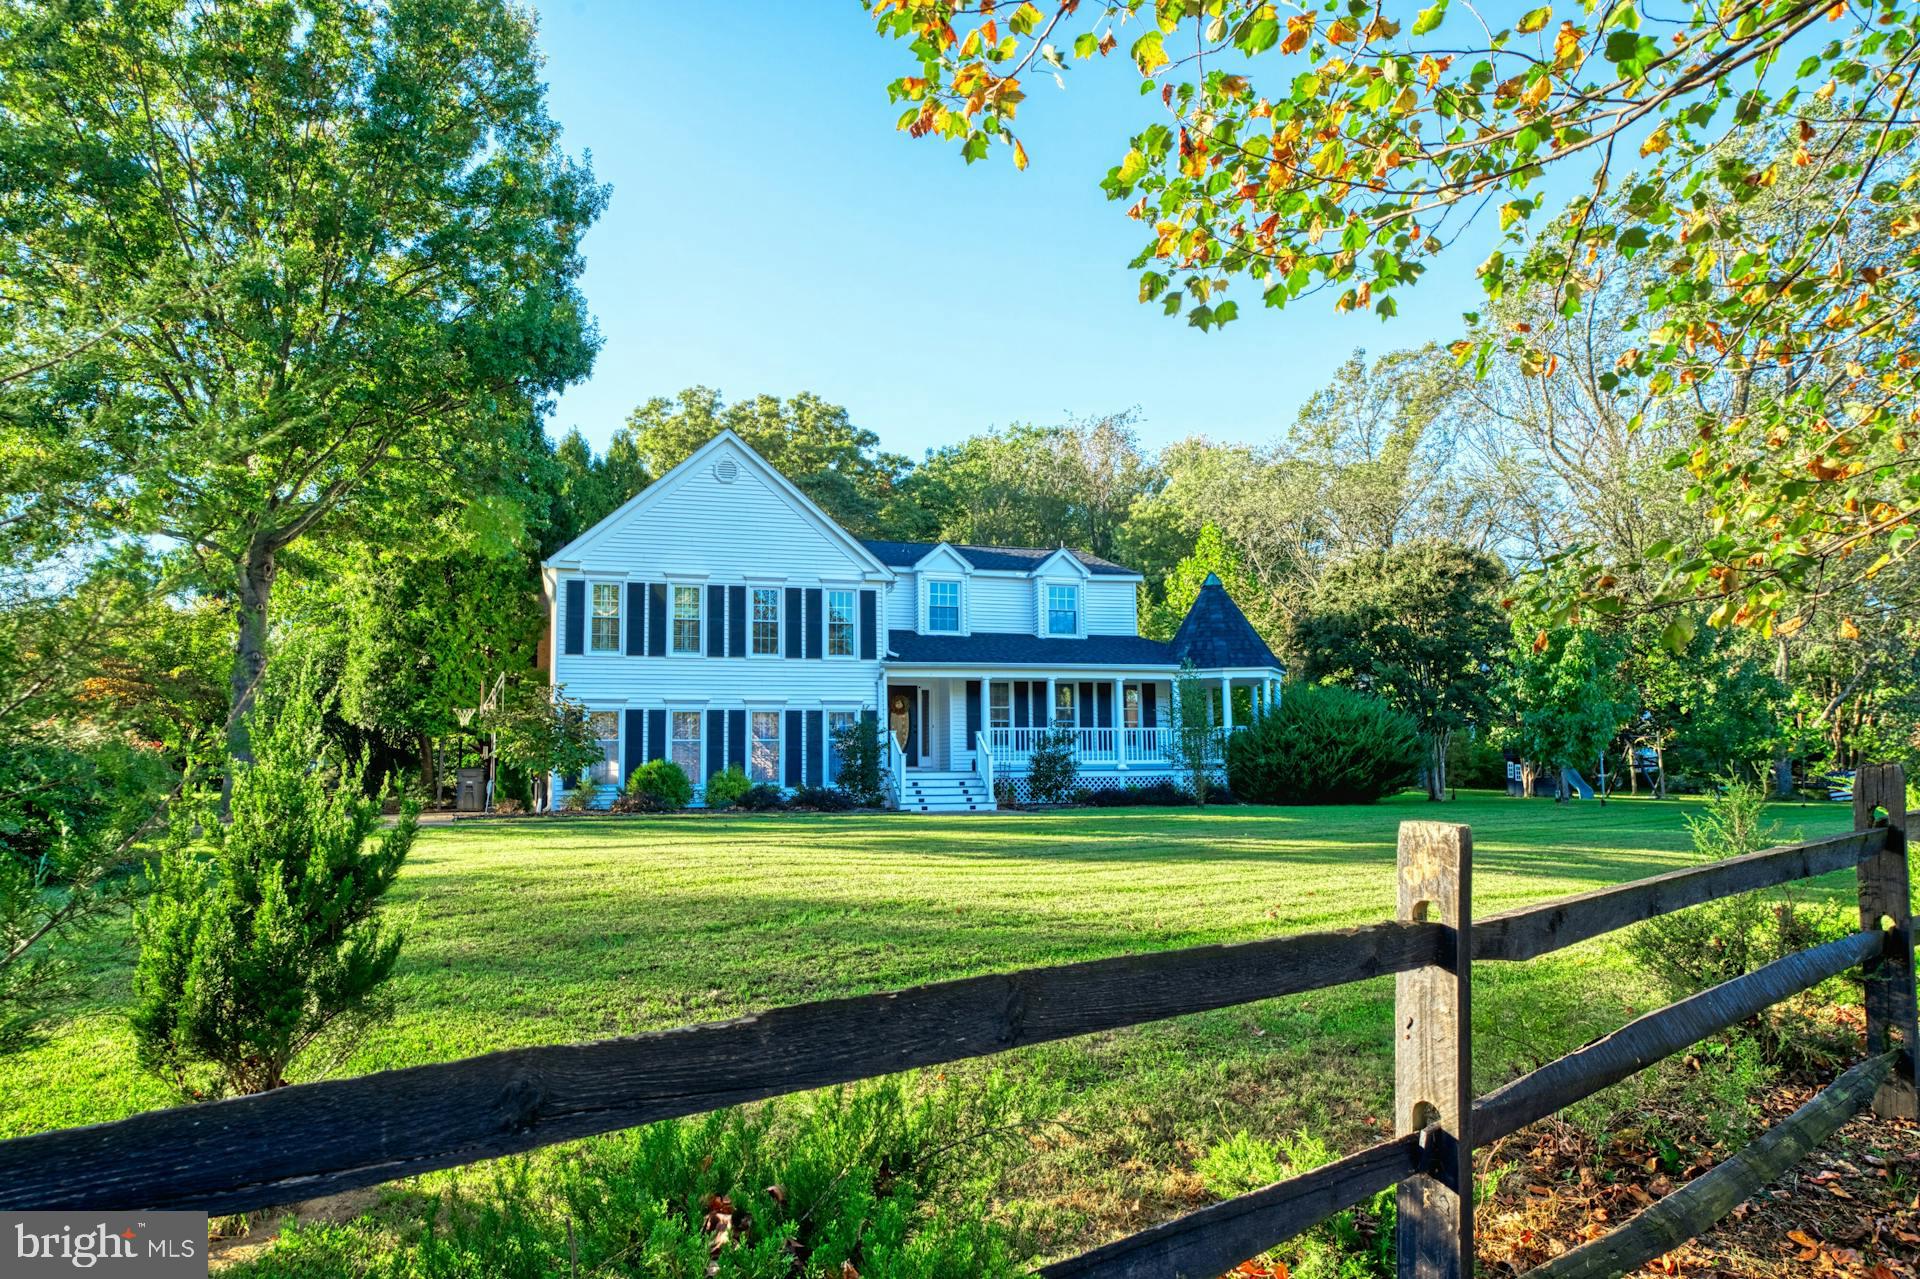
[[1085, 580, 1140, 636]]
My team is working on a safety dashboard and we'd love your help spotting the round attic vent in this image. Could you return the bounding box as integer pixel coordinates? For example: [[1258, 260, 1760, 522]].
[[713, 458, 739, 484]]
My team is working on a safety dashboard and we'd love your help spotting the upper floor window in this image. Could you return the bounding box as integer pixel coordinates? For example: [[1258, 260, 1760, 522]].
[[989, 682, 1011, 729], [927, 580, 960, 633], [671, 585, 702, 655], [1046, 584, 1079, 636], [827, 589, 856, 656], [589, 583, 621, 653], [750, 587, 781, 656]]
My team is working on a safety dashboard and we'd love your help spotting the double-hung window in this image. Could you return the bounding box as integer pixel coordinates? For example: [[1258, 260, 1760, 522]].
[[927, 580, 960, 633], [750, 588, 781, 656], [670, 585, 702, 655], [670, 710, 702, 778], [1053, 683, 1077, 728], [1124, 685, 1142, 729], [588, 712, 620, 786], [989, 683, 1011, 729], [1046, 584, 1079, 636], [826, 589, 856, 657], [826, 709, 857, 784], [589, 583, 621, 653], [750, 711, 781, 783]]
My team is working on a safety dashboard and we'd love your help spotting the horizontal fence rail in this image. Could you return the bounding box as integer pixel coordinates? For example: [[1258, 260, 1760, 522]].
[[0, 764, 1910, 1279], [1471, 829, 1883, 963], [1522, 1050, 1899, 1279], [1037, 1128, 1434, 1279], [0, 920, 1445, 1214], [1473, 929, 1882, 1146]]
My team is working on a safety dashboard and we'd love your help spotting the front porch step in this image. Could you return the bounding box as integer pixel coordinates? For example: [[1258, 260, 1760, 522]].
[[900, 771, 996, 814]]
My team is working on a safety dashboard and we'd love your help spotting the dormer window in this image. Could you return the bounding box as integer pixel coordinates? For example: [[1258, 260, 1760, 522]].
[[1046, 584, 1079, 636], [927, 579, 961, 633]]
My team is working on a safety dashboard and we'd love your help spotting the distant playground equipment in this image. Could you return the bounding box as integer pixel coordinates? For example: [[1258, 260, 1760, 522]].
[[1504, 754, 1599, 799]]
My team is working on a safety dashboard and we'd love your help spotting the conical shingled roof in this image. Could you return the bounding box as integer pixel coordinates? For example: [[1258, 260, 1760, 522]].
[[1170, 573, 1284, 670]]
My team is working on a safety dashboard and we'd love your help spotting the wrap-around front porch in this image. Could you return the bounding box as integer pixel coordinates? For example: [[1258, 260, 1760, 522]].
[[880, 668, 1281, 780]]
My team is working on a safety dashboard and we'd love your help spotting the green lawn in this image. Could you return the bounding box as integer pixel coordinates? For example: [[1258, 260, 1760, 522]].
[[0, 792, 1857, 1259]]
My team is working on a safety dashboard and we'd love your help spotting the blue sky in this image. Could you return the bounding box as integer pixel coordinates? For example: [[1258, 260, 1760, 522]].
[[531, 3, 1487, 460]]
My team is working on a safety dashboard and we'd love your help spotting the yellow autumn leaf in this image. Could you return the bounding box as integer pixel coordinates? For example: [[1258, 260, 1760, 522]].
[[1012, 138, 1028, 170], [1839, 616, 1861, 640], [1327, 18, 1357, 44], [1553, 21, 1582, 67], [1522, 73, 1551, 107], [1640, 125, 1671, 157]]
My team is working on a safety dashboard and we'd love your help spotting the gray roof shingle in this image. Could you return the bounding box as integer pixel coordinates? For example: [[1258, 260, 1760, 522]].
[[887, 630, 1177, 667], [859, 539, 1140, 577], [1168, 574, 1284, 671]]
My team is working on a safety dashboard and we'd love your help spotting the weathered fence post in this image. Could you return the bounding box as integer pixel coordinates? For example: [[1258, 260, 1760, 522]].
[[1395, 822, 1473, 1279], [1854, 762, 1918, 1119]]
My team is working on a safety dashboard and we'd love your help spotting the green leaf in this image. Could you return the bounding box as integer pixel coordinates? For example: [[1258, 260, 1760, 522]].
[[1414, 2, 1447, 35], [1117, 148, 1149, 184], [1516, 5, 1551, 34], [1007, 2, 1045, 37]]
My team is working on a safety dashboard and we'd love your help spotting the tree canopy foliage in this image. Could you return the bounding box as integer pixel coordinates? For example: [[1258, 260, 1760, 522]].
[[0, 0, 603, 760], [866, 0, 1920, 632]]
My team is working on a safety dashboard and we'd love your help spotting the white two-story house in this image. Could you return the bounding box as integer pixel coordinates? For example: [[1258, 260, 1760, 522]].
[[543, 430, 1283, 811]]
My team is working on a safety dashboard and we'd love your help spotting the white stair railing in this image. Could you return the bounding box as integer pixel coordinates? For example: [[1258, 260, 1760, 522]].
[[974, 732, 996, 808]]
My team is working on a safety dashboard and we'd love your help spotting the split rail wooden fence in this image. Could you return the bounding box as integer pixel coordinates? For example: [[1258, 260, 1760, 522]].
[[0, 765, 1913, 1279]]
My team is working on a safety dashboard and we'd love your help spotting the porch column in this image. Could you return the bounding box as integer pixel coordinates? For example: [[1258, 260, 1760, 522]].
[[1113, 676, 1127, 769], [1220, 675, 1234, 732], [1045, 677, 1056, 729]]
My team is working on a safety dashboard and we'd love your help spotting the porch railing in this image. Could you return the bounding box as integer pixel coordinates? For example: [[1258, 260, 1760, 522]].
[[987, 726, 1179, 767]]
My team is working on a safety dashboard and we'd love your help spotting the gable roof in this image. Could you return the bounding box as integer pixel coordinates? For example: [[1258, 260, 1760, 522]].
[[859, 539, 1141, 578], [543, 430, 893, 577], [1169, 574, 1284, 671]]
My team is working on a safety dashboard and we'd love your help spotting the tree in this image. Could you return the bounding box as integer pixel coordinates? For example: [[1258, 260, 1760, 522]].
[[485, 681, 601, 814], [866, 2, 1920, 630], [1172, 662, 1223, 806], [1290, 541, 1508, 799], [1499, 623, 1634, 803], [0, 0, 603, 765], [1144, 523, 1276, 644], [1620, 619, 1785, 796], [132, 675, 414, 1096], [624, 388, 914, 538]]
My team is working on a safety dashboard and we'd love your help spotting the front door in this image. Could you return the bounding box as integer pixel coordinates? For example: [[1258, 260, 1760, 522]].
[[887, 684, 918, 763]]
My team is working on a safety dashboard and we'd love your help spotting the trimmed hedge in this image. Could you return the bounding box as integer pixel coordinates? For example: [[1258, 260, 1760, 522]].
[[1227, 684, 1421, 804]]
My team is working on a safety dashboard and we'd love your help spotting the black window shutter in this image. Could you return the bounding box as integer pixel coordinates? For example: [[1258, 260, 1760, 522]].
[[805, 710, 824, 787], [562, 580, 585, 656], [1013, 681, 1029, 729], [1096, 684, 1113, 728], [727, 709, 747, 769], [1078, 682, 1094, 727], [784, 588, 804, 658], [859, 589, 878, 660], [1142, 684, 1157, 727], [966, 681, 982, 741], [1032, 684, 1047, 726], [727, 585, 747, 657], [626, 584, 646, 656], [705, 710, 725, 780], [706, 586, 726, 657], [622, 709, 644, 785], [647, 709, 667, 763], [648, 584, 667, 657], [804, 589, 823, 659], [784, 710, 804, 786]]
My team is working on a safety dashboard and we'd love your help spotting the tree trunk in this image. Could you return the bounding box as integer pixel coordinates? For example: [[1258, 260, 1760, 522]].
[[419, 733, 437, 800], [224, 535, 279, 772], [1773, 753, 1795, 799], [1625, 741, 1638, 795], [1655, 741, 1667, 799], [1555, 760, 1568, 803], [1426, 730, 1450, 801], [1521, 762, 1537, 798]]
